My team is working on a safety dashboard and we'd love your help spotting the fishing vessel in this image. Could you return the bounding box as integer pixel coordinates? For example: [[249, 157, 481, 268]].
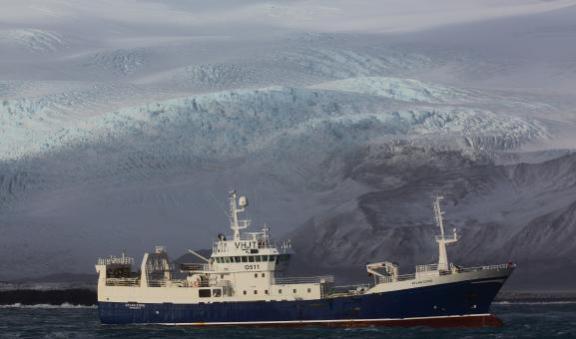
[[95, 191, 515, 327]]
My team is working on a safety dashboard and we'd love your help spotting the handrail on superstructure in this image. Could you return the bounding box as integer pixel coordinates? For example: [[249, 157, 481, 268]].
[[415, 263, 439, 272], [180, 263, 211, 272], [98, 256, 134, 266]]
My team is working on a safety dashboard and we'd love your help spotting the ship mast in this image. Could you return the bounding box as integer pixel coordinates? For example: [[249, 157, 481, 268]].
[[433, 196, 458, 271], [229, 190, 250, 241]]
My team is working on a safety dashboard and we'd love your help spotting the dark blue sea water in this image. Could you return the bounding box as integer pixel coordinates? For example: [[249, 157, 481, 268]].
[[1, 303, 575, 338]]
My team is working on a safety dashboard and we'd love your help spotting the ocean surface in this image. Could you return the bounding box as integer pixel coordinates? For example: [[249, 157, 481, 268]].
[[1, 303, 575, 338]]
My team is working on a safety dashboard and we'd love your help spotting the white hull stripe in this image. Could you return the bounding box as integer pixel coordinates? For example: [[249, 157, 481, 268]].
[[471, 279, 506, 284], [157, 313, 493, 326]]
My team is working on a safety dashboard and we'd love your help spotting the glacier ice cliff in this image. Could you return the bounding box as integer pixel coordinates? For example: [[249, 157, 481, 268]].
[[1, 0, 576, 288]]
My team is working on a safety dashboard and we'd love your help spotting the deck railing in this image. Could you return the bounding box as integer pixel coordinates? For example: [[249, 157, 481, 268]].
[[147, 279, 188, 287], [98, 256, 134, 266], [376, 263, 513, 284], [106, 278, 140, 286], [376, 273, 416, 284], [331, 283, 371, 291], [180, 263, 211, 271], [456, 263, 513, 273], [274, 275, 334, 285], [415, 264, 438, 272], [106, 277, 232, 288]]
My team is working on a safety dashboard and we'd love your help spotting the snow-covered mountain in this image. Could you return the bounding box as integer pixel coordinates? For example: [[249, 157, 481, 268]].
[[289, 147, 576, 286], [1, 0, 576, 286]]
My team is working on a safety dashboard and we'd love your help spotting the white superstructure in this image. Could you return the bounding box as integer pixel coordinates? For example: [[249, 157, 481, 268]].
[[96, 191, 332, 304]]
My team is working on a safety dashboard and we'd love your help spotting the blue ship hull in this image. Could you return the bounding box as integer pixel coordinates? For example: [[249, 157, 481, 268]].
[[98, 276, 507, 327]]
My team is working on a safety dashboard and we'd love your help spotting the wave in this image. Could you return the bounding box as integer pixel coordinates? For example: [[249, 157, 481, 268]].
[[495, 301, 576, 305], [0, 302, 96, 309]]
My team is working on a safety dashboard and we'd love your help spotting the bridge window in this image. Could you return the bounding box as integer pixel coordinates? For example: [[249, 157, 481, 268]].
[[225, 257, 231, 263], [242, 256, 248, 263], [235, 256, 241, 262], [249, 256, 255, 262], [268, 255, 275, 262], [255, 255, 261, 262], [213, 289, 222, 297], [199, 289, 211, 298], [261, 255, 268, 261]]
